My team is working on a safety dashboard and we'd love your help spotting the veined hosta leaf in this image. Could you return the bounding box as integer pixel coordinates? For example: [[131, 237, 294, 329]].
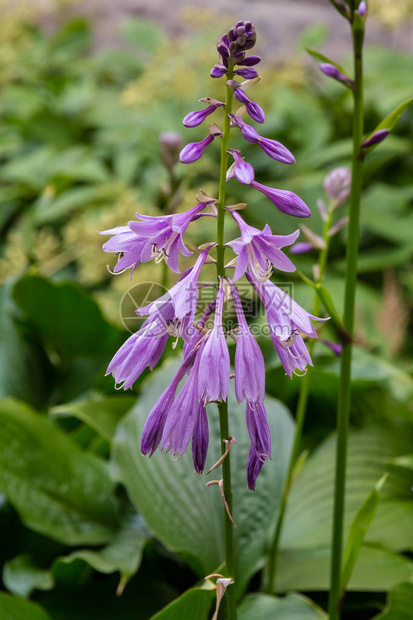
[[112, 358, 295, 594], [375, 582, 413, 619], [52, 395, 136, 441], [271, 425, 413, 592], [59, 512, 149, 592], [150, 584, 215, 620], [3, 555, 54, 598], [0, 592, 52, 620], [237, 592, 327, 619], [0, 399, 118, 545]]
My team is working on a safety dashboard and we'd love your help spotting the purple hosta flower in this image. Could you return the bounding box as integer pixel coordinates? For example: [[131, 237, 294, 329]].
[[227, 149, 255, 184], [248, 273, 326, 377], [226, 210, 298, 281], [231, 283, 265, 403], [250, 181, 311, 218], [229, 115, 295, 164], [141, 356, 191, 456], [323, 167, 351, 207], [231, 86, 265, 123], [180, 134, 215, 164], [198, 278, 230, 404], [246, 400, 271, 490], [234, 67, 259, 80], [106, 310, 172, 390], [211, 63, 227, 78], [358, 1, 367, 17], [101, 201, 211, 275], [319, 63, 354, 89], [140, 249, 211, 329], [361, 129, 389, 149], [161, 350, 209, 473], [183, 99, 224, 127]]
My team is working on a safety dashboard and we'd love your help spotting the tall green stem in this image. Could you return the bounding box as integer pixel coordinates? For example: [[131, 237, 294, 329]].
[[264, 205, 334, 593], [328, 15, 364, 620], [216, 62, 237, 620]]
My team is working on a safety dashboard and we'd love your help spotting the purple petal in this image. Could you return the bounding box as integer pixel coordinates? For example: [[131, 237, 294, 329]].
[[290, 241, 314, 254], [234, 67, 259, 79], [250, 181, 311, 218], [192, 405, 209, 473], [179, 134, 215, 163], [238, 55, 261, 66], [361, 129, 390, 148], [211, 63, 227, 78], [233, 88, 265, 123], [228, 149, 255, 185], [183, 105, 221, 128], [259, 137, 295, 164], [245, 400, 271, 490]]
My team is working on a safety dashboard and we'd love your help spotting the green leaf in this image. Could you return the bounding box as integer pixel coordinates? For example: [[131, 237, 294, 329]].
[[238, 592, 327, 619], [340, 474, 388, 596], [34, 186, 104, 225], [0, 398, 118, 545], [51, 395, 136, 440], [13, 275, 121, 363], [276, 546, 413, 593], [306, 48, 348, 76], [150, 584, 215, 620], [392, 455, 413, 470], [3, 555, 54, 598], [375, 582, 413, 619], [0, 592, 52, 620], [363, 99, 413, 153], [112, 358, 295, 593], [0, 283, 50, 408], [60, 512, 149, 592], [120, 18, 163, 54]]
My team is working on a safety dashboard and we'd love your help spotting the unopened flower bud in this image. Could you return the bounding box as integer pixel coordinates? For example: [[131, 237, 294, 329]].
[[323, 167, 351, 207], [319, 63, 354, 89], [358, 1, 367, 17], [361, 128, 389, 149], [160, 132, 182, 170]]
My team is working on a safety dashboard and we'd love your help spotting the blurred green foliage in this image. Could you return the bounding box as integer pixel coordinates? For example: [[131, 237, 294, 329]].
[[0, 7, 413, 620]]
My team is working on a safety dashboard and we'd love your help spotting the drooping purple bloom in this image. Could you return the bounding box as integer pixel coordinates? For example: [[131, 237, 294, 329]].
[[232, 87, 265, 123], [232, 284, 265, 403], [197, 278, 230, 403], [246, 400, 271, 490], [161, 350, 209, 470], [183, 101, 224, 127], [227, 149, 255, 184], [319, 63, 354, 89], [227, 210, 298, 281], [250, 181, 311, 218], [180, 134, 216, 163], [211, 63, 227, 78], [105, 311, 171, 390], [234, 67, 259, 79], [101, 202, 211, 275], [270, 330, 313, 379], [361, 129, 389, 149], [141, 357, 191, 456], [229, 115, 295, 164]]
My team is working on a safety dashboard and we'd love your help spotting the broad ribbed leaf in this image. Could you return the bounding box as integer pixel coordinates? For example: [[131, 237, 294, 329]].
[[0, 399, 118, 545], [238, 592, 327, 619], [112, 358, 294, 593], [0, 593, 51, 620], [375, 582, 413, 619], [150, 585, 215, 620], [60, 512, 149, 591]]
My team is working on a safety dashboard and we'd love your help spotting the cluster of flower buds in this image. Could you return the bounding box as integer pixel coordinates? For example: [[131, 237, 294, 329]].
[[102, 21, 326, 490], [211, 21, 261, 79]]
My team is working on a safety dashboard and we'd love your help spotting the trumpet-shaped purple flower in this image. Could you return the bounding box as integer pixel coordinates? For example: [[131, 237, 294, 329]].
[[183, 100, 224, 127], [246, 400, 271, 490], [232, 87, 265, 123], [198, 278, 230, 403], [227, 210, 298, 281], [271, 330, 313, 378], [101, 202, 211, 275], [232, 284, 265, 403], [141, 357, 191, 456], [180, 134, 216, 163], [227, 149, 255, 184], [250, 181, 311, 218], [229, 115, 295, 164], [105, 311, 171, 390], [161, 350, 209, 471]]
